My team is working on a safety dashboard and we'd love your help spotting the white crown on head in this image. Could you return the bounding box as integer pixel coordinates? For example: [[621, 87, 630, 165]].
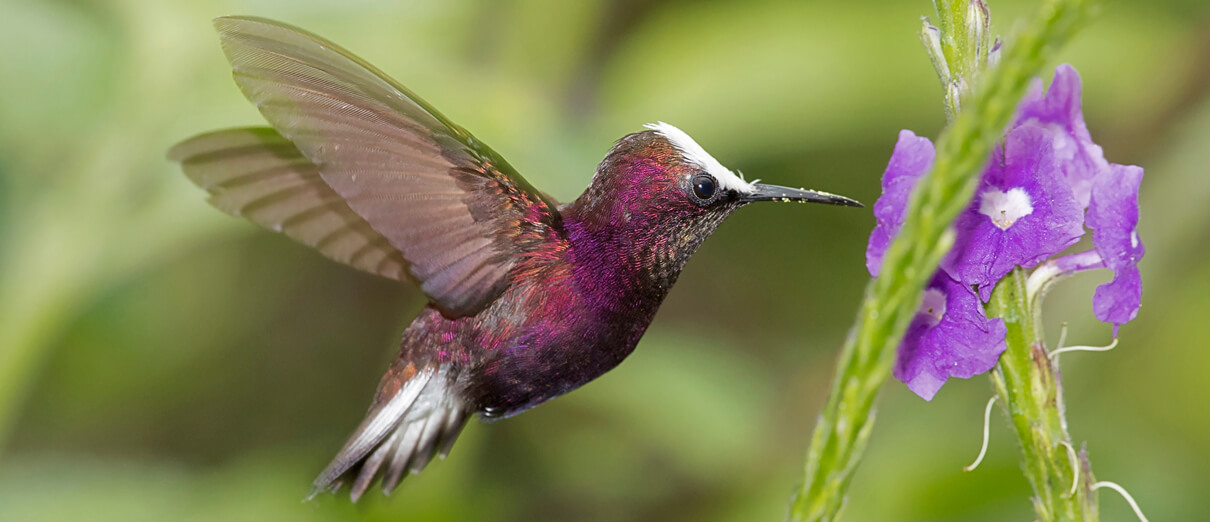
[[644, 122, 755, 194]]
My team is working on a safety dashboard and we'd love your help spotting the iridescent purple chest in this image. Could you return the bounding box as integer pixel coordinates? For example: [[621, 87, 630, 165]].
[[401, 238, 661, 418]]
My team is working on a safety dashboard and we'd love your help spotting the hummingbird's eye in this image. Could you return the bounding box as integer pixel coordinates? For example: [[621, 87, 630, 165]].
[[691, 174, 717, 202]]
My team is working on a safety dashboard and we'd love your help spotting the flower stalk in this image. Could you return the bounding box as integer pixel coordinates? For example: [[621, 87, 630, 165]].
[[788, 0, 1094, 520], [985, 267, 1098, 521]]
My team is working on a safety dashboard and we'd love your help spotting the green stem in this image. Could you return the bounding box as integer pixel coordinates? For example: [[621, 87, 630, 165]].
[[787, 1, 1093, 520], [987, 269, 1098, 521]]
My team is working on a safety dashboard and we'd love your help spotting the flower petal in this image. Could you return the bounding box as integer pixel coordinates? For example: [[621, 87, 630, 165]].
[[866, 130, 936, 277], [1088, 163, 1145, 324], [894, 274, 1007, 400], [1093, 264, 1142, 325], [1015, 64, 1110, 208]]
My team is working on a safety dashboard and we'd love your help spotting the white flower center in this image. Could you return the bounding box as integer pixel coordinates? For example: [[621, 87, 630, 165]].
[[920, 288, 947, 327], [979, 187, 1034, 231]]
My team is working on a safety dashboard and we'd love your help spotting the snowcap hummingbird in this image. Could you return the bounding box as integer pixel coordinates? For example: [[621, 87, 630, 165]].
[[169, 16, 862, 501]]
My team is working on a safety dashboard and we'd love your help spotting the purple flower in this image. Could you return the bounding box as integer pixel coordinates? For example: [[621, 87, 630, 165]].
[[1087, 164, 1145, 325], [865, 131, 1009, 401], [1015, 64, 1110, 208], [864, 128, 1012, 401], [894, 274, 1007, 401], [867, 130, 935, 277], [865, 64, 1144, 399], [941, 125, 1086, 300]]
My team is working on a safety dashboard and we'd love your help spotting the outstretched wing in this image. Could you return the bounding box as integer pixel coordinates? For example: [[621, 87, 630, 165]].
[[170, 127, 411, 281], [192, 16, 562, 316]]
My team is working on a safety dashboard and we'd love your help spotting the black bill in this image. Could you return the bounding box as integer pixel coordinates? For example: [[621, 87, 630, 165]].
[[740, 183, 863, 207]]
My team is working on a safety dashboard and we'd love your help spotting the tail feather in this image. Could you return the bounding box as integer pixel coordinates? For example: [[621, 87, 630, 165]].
[[408, 406, 447, 471], [309, 366, 468, 501], [435, 406, 470, 459], [380, 412, 430, 494], [309, 370, 432, 496], [349, 431, 396, 502]]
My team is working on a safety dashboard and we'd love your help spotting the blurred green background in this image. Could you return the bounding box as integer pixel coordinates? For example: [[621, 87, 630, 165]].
[[1, 0, 1207, 520]]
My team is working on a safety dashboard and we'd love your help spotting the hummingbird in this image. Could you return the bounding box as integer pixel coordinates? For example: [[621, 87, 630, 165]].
[[169, 16, 861, 501]]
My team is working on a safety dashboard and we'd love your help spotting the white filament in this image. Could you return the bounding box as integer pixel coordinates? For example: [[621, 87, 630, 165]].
[[1050, 337, 1119, 359], [964, 396, 998, 472], [1092, 481, 1150, 522]]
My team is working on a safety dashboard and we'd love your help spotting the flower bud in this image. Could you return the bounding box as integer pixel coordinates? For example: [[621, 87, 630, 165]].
[[968, 0, 992, 63], [947, 79, 965, 113], [919, 17, 950, 85]]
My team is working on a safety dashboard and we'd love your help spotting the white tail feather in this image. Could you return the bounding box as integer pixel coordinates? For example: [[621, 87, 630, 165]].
[[309, 367, 468, 501]]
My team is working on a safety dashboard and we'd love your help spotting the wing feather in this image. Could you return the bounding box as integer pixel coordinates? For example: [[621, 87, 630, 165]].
[[169, 128, 409, 281], [194, 16, 562, 316]]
